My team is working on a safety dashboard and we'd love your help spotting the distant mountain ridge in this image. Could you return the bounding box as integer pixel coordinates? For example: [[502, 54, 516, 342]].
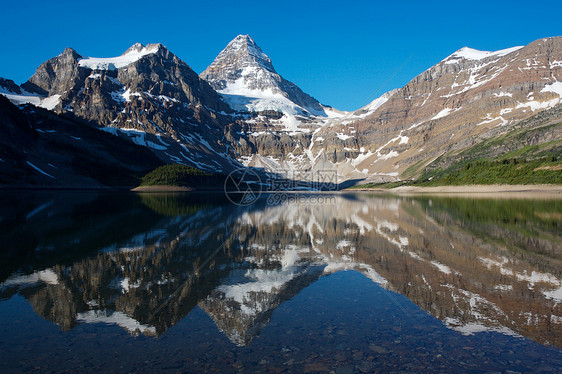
[[1, 35, 561, 187]]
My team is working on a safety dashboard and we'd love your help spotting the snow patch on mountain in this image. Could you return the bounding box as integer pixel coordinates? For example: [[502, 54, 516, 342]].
[[40, 94, 61, 110], [27, 161, 56, 179], [445, 46, 523, 64], [0, 269, 59, 290], [541, 81, 562, 97], [0, 85, 62, 110], [101, 127, 170, 150], [78, 43, 160, 70], [432, 107, 454, 120], [351, 89, 398, 118], [219, 80, 309, 115], [76, 310, 156, 335]]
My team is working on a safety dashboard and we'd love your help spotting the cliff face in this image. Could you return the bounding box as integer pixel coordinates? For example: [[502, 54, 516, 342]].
[[22, 47, 84, 96]]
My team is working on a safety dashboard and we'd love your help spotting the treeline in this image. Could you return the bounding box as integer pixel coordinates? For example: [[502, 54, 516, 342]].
[[141, 164, 224, 188]]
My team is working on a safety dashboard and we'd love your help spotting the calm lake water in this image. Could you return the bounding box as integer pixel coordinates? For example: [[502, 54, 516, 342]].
[[0, 192, 561, 373]]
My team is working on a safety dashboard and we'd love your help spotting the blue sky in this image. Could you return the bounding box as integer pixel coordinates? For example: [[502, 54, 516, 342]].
[[1, 0, 560, 111]]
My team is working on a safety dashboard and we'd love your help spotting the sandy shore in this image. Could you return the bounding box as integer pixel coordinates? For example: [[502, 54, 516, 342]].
[[353, 184, 562, 199]]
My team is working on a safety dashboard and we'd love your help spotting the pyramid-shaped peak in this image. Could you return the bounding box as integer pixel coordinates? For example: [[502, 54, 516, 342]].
[[229, 34, 259, 48], [216, 34, 274, 72], [233, 34, 253, 42], [61, 47, 78, 55], [229, 34, 262, 51], [201, 35, 325, 116], [58, 47, 82, 59]]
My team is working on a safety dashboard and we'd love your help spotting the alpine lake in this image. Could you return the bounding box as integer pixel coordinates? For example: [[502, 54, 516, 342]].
[[0, 191, 561, 373]]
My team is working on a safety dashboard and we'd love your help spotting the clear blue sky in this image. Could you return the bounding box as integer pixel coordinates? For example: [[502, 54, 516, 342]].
[[1, 0, 560, 111]]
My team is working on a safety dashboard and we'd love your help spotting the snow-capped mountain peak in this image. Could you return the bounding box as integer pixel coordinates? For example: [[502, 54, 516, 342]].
[[220, 34, 275, 73], [201, 34, 281, 92], [444, 45, 523, 64], [200, 34, 326, 119]]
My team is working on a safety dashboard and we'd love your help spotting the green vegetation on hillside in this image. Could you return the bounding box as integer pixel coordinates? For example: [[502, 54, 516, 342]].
[[350, 155, 561, 189], [416, 122, 562, 186], [140, 164, 216, 187], [347, 181, 407, 190], [349, 120, 562, 189], [417, 156, 561, 186]]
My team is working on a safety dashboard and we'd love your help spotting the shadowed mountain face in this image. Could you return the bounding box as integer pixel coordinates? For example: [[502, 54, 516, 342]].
[[1, 193, 560, 347], [0, 96, 164, 187]]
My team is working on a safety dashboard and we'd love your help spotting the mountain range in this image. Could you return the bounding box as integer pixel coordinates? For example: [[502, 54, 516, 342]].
[[1, 35, 561, 187]]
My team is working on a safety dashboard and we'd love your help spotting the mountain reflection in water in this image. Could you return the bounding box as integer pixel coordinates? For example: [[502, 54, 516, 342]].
[[0, 192, 561, 350]]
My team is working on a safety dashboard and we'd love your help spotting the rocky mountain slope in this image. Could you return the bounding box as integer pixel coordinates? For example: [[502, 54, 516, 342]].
[[306, 37, 562, 182], [420, 104, 562, 181], [1, 44, 239, 174], [1, 36, 561, 186], [0, 95, 163, 187]]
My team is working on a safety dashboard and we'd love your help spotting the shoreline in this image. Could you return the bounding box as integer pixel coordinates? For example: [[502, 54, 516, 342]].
[[2, 184, 562, 198], [130, 185, 195, 192], [351, 184, 562, 199]]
